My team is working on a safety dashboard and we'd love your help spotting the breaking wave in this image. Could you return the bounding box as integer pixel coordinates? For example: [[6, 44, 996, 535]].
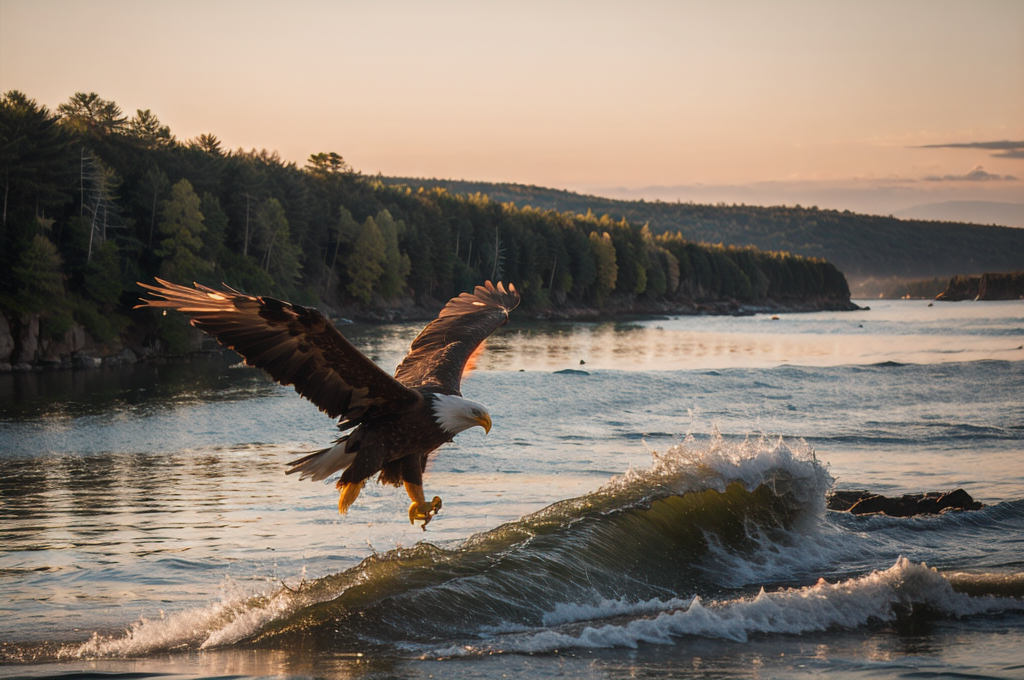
[[431, 557, 1024, 657], [39, 432, 1023, 662]]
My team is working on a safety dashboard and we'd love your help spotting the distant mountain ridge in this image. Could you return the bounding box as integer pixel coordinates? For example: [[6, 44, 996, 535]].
[[384, 178, 1024, 282], [893, 201, 1024, 228]]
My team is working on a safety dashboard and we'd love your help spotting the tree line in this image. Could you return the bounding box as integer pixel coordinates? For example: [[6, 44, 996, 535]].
[[386, 178, 1024, 281], [1, 91, 850, 349]]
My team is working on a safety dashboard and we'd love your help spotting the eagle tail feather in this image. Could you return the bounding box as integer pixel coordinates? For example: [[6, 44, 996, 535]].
[[286, 438, 356, 482]]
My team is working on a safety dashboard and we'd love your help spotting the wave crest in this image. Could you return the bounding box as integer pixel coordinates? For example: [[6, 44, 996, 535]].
[[433, 557, 1024, 656]]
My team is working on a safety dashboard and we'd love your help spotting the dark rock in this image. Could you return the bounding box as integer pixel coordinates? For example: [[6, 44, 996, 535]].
[[935, 275, 980, 301], [39, 324, 88, 365], [936, 488, 983, 511], [827, 488, 983, 516], [14, 314, 40, 364], [936, 271, 1024, 301], [978, 271, 1024, 300], [103, 348, 138, 366], [0, 312, 13, 364], [73, 355, 103, 369]]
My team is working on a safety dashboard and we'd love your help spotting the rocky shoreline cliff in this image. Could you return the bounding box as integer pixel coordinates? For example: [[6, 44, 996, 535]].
[[936, 271, 1024, 301]]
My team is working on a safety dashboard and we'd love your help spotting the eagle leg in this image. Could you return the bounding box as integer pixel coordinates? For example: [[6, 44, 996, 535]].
[[405, 481, 442, 530], [338, 481, 364, 515]]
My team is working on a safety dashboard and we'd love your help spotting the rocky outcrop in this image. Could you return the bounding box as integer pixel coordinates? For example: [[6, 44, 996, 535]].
[[0, 312, 14, 370], [978, 271, 1024, 300], [14, 313, 41, 366], [936, 271, 1024, 301], [0, 312, 118, 371], [38, 325, 89, 367], [828, 489, 983, 517]]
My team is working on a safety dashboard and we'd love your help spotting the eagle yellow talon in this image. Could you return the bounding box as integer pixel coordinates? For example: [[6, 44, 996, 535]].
[[408, 496, 443, 529]]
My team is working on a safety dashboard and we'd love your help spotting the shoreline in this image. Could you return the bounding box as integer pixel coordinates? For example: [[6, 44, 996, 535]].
[[1, 296, 862, 373]]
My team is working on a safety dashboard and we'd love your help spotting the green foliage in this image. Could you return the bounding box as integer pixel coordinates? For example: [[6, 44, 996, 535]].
[[375, 209, 411, 299], [128, 109, 174, 149], [1, 91, 76, 288], [387, 178, 1024, 281], [11, 234, 75, 339], [347, 216, 386, 304], [12, 234, 65, 312], [156, 179, 211, 282], [84, 239, 122, 307], [69, 293, 126, 343], [589, 231, 618, 305], [217, 249, 276, 294], [306, 151, 350, 176], [57, 92, 126, 136], [323, 206, 358, 297], [1, 89, 857, 350], [255, 198, 301, 285], [157, 313, 200, 354], [200, 192, 228, 261]]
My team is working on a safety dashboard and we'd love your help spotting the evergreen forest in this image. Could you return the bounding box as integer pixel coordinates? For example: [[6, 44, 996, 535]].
[[386, 179, 1024, 282], [1, 91, 851, 355]]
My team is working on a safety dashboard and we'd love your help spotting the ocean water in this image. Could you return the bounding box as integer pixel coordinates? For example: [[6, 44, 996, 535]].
[[1, 299, 1022, 679]]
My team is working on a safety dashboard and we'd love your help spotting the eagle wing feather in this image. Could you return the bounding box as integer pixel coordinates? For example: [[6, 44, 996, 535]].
[[394, 281, 520, 394], [137, 279, 418, 425]]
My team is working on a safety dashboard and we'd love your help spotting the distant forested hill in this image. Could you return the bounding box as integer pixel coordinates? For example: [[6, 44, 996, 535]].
[[384, 178, 1024, 282]]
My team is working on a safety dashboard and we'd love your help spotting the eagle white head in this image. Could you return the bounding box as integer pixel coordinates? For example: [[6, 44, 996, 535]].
[[431, 394, 492, 435]]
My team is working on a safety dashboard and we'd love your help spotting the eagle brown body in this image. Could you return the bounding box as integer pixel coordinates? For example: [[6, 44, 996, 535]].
[[137, 279, 520, 528]]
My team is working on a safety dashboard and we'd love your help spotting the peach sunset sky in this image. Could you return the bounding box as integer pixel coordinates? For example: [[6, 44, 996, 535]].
[[2, 0, 1022, 219]]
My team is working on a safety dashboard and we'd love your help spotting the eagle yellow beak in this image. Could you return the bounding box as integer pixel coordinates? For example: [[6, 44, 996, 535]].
[[476, 412, 492, 434]]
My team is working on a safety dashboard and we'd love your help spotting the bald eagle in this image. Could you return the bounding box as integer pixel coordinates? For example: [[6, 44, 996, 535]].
[[137, 279, 520, 528]]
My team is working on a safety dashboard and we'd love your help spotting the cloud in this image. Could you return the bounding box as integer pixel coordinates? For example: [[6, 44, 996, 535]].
[[923, 165, 1018, 182], [916, 140, 1024, 160]]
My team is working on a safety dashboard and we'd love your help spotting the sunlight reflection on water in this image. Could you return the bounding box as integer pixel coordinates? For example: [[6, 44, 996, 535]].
[[1, 299, 1022, 668], [341, 299, 1024, 373]]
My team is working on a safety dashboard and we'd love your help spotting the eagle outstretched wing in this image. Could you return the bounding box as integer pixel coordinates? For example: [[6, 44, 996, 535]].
[[394, 281, 520, 394], [136, 279, 418, 428]]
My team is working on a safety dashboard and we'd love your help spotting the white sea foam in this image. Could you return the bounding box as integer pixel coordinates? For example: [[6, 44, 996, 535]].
[[433, 557, 1024, 657], [67, 575, 307, 658], [617, 429, 832, 515], [541, 596, 695, 627]]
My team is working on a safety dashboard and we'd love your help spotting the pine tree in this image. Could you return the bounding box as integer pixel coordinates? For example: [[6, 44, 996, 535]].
[[589, 231, 618, 305], [13, 234, 64, 312], [347, 216, 386, 304], [374, 209, 411, 299], [155, 179, 211, 282], [255, 198, 301, 285]]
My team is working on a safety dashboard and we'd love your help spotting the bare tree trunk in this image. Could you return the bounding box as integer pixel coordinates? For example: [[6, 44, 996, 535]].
[[79, 147, 84, 217], [549, 255, 557, 289], [325, 228, 343, 294], [87, 194, 100, 262], [263, 229, 277, 272]]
